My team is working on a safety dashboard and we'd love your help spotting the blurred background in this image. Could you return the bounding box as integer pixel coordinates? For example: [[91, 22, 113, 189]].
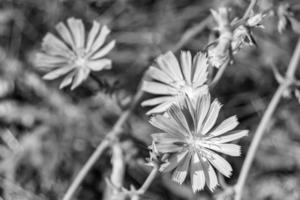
[[0, 0, 299, 199]]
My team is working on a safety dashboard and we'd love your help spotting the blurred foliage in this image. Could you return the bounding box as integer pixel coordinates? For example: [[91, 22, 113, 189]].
[[0, 0, 299, 200]]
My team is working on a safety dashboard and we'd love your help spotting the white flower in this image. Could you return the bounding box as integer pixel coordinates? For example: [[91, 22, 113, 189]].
[[34, 18, 115, 90], [141, 51, 208, 115], [150, 94, 248, 192]]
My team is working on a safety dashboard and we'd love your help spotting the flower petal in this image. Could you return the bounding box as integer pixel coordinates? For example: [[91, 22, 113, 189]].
[[87, 58, 112, 71], [180, 51, 192, 84], [42, 33, 74, 58], [86, 21, 101, 52], [71, 68, 90, 90], [190, 153, 205, 192], [34, 53, 68, 69], [55, 22, 76, 50], [146, 66, 175, 84], [146, 101, 174, 115], [155, 143, 183, 153], [152, 133, 184, 143], [172, 152, 192, 184], [202, 99, 222, 135], [182, 97, 197, 133], [203, 149, 232, 177], [156, 51, 183, 82], [149, 115, 187, 137], [208, 116, 239, 137], [59, 71, 75, 89], [67, 18, 85, 49], [195, 93, 211, 134], [90, 25, 111, 53], [192, 52, 208, 87], [160, 151, 188, 172], [141, 96, 174, 106], [43, 65, 74, 80], [142, 81, 178, 95], [90, 40, 115, 60], [209, 130, 248, 143], [168, 104, 191, 135], [200, 157, 218, 191], [204, 143, 241, 157]]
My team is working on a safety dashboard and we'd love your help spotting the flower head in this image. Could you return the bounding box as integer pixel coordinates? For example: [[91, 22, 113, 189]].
[[208, 8, 232, 68], [141, 51, 208, 115], [208, 8, 265, 67], [34, 18, 115, 90], [150, 94, 248, 192]]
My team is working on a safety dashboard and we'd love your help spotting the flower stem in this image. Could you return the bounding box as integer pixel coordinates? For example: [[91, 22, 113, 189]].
[[62, 140, 110, 200], [172, 16, 212, 52], [209, 60, 229, 89], [137, 165, 159, 195], [129, 164, 159, 200], [243, 0, 257, 20], [234, 38, 300, 200], [104, 143, 126, 200], [62, 89, 144, 200]]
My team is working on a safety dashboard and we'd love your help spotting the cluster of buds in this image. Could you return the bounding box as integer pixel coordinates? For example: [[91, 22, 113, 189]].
[[208, 8, 264, 68]]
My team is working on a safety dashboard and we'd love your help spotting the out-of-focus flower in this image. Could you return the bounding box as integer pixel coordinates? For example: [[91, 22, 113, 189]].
[[150, 94, 248, 192], [34, 18, 115, 90], [208, 8, 232, 68], [277, 3, 300, 34], [141, 51, 208, 115]]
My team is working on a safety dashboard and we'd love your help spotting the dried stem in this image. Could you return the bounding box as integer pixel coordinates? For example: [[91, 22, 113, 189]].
[[234, 38, 300, 200], [62, 89, 144, 200]]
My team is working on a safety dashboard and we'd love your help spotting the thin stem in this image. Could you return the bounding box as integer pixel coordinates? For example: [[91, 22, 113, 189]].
[[243, 0, 257, 20], [104, 143, 126, 200], [90, 73, 105, 87], [286, 38, 300, 79], [62, 140, 110, 200], [137, 165, 159, 194], [209, 60, 229, 89], [232, 0, 257, 29], [172, 16, 212, 52], [129, 164, 159, 200], [234, 84, 286, 200], [234, 38, 300, 200], [62, 89, 144, 200]]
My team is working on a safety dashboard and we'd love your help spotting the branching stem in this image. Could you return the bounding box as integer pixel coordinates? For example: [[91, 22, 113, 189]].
[[234, 38, 300, 200]]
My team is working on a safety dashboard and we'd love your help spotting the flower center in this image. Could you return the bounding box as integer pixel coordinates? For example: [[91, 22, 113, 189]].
[[72, 49, 87, 67], [177, 83, 195, 98], [186, 136, 202, 152], [74, 57, 86, 67]]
